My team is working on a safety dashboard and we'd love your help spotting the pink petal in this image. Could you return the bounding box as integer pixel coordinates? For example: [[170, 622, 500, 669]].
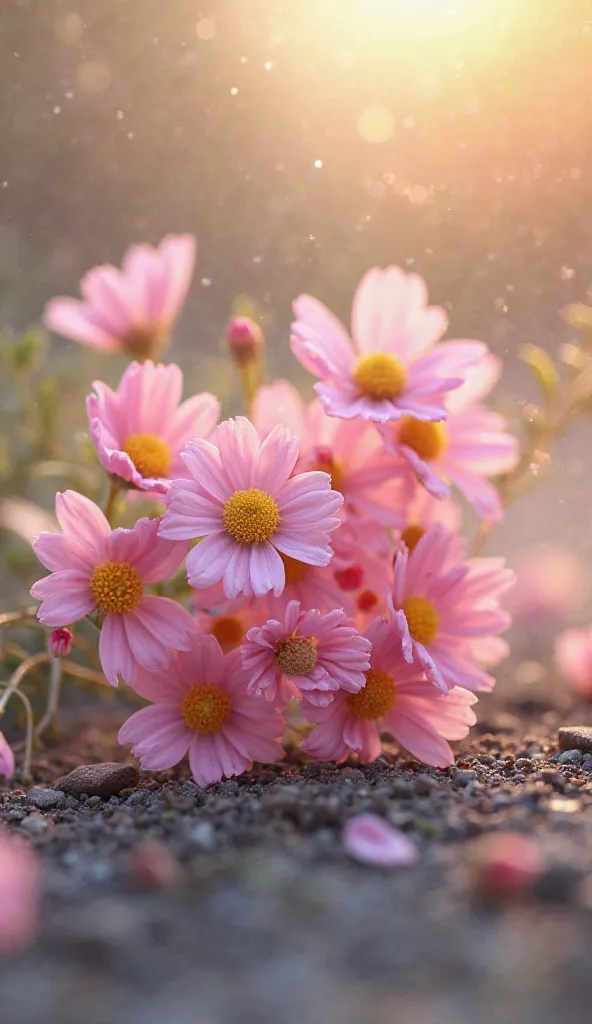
[[99, 614, 137, 686], [133, 596, 194, 651], [43, 297, 119, 351], [343, 814, 419, 868]]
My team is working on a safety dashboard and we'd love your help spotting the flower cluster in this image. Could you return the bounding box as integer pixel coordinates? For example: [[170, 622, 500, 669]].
[[28, 239, 518, 786]]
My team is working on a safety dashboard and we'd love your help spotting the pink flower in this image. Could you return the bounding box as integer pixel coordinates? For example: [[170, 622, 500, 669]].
[[394, 486, 462, 556], [291, 266, 486, 424], [44, 234, 196, 357], [508, 545, 587, 624], [87, 361, 219, 494], [159, 417, 343, 599], [31, 491, 194, 686], [381, 354, 518, 522], [0, 733, 15, 779], [302, 615, 477, 767], [241, 600, 372, 707], [0, 836, 40, 955], [555, 627, 592, 696], [118, 633, 284, 787], [343, 814, 419, 868], [253, 381, 413, 528], [389, 525, 514, 693], [194, 585, 258, 651], [472, 832, 545, 901], [48, 627, 73, 658]]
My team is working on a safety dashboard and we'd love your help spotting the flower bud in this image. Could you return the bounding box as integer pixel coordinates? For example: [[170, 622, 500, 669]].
[[225, 316, 263, 366], [48, 627, 73, 658], [472, 832, 545, 901], [0, 733, 15, 780]]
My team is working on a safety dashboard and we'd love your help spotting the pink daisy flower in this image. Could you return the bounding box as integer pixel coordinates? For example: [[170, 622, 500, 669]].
[[118, 633, 284, 787], [44, 234, 196, 358], [193, 583, 258, 652], [159, 417, 343, 599], [0, 732, 15, 779], [241, 600, 372, 707], [301, 616, 477, 768], [394, 486, 461, 556], [555, 627, 592, 698], [290, 266, 486, 424], [87, 360, 220, 494], [381, 354, 519, 522], [254, 381, 413, 528], [30, 491, 194, 686], [389, 524, 514, 694]]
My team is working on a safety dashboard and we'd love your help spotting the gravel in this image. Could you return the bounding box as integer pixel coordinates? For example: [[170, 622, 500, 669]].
[[0, 693, 592, 1023]]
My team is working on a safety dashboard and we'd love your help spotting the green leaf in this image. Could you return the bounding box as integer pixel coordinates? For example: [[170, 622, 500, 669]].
[[519, 344, 559, 399]]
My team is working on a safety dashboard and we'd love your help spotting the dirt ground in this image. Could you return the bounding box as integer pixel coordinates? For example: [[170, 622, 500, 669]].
[[1, 669, 592, 1024]]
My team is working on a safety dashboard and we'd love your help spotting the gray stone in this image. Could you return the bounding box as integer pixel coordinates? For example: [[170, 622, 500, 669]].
[[583, 754, 592, 773], [27, 787, 62, 809], [6, 809, 24, 822], [558, 749, 583, 766], [188, 821, 216, 850], [53, 762, 139, 798], [455, 769, 478, 785], [20, 813, 48, 833], [558, 726, 592, 752]]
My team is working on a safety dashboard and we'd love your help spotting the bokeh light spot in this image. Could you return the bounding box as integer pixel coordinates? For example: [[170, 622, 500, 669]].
[[195, 18, 216, 41], [76, 60, 111, 94], [356, 105, 395, 145]]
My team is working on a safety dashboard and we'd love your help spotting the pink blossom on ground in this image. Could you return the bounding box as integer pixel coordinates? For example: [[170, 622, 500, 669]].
[[381, 354, 518, 522], [159, 417, 343, 599], [343, 814, 419, 868], [31, 491, 194, 687], [48, 627, 73, 658], [44, 234, 196, 357], [291, 266, 487, 424], [472, 832, 545, 901], [241, 600, 372, 707], [0, 733, 15, 779], [302, 615, 477, 767], [0, 836, 40, 955], [389, 524, 514, 693], [507, 545, 587, 624], [118, 633, 284, 787], [87, 360, 219, 494], [555, 627, 592, 697]]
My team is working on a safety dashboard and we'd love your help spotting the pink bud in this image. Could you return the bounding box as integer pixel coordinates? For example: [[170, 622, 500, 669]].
[[0, 733, 15, 780], [0, 836, 40, 955], [225, 316, 263, 366], [473, 832, 545, 901], [48, 627, 73, 658]]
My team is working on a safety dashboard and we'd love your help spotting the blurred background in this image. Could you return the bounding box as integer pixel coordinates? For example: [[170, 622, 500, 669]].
[[1, 0, 592, 623]]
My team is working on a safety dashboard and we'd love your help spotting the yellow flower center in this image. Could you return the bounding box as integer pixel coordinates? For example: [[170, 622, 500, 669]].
[[348, 669, 396, 720], [398, 416, 447, 461], [222, 488, 281, 544], [310, 450, 346, 493], [402, 596, 439, 646], [89, 560, 143, 614], [281, 553, 309, 585], [274, 636, 318, 676], [352, 352, 408, 401], [401, 524, 426, 553], [122, 433, 172, 479], [181, 684, 231, 733], [210, 615, 244, 648], [123, 326, 164, 360]]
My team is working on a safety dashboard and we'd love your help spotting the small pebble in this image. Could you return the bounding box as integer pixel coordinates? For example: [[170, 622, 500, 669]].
[[20, 814, 48, 834], [53, 763, 139, 799], [558, 726, 592, 752], [27, 788, 62, 810], [558, 749, 583, 766], [455, 769, 478, 786], [582, 754, 592, 773], [189, 821, 216, 851]]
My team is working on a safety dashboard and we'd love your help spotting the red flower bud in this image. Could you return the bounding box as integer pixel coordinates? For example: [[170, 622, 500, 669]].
[[225, 316, 263, 366], [48, 628, 73, 658]]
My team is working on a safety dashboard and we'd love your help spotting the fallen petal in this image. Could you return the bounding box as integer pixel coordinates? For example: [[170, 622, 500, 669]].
[[343, 813, 419, 868]]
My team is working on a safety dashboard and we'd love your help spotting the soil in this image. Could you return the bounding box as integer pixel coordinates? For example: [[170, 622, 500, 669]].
[[1, 676, 592, 1024]]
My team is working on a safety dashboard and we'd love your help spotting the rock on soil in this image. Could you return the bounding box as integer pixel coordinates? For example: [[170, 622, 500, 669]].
[[52, 762, 138, 798]]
